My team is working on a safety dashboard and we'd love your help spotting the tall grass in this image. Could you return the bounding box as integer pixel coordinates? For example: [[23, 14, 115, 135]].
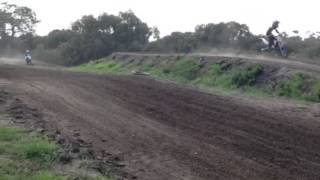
[[0, 126, 111, 180], [0, 128, 57, 163]]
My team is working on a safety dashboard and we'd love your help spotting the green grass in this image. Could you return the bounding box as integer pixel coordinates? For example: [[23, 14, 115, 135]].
[[0, 125, 112, 180], [194, 64, 263, 89], [0, 128, 57, 164], [31, 172, 64, 180], [192, 64, 222, 86], [276, 73, 320, 102], [71, 57, 320, 103], [0, 128, 21, 142], [0, 171, 65, 180], [0, 126, 60, 179], [229, 65, 263, 87], [168, 59, 201, 82], [71, 60, 127, 74], [16, 136, 57, 162], [313, 82, 320, 101], [278, 73, 306, 98]]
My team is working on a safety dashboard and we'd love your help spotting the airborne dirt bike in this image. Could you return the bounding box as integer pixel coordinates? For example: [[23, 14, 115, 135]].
[[25, 54, 33, 65], [260, 35, 289, 58]]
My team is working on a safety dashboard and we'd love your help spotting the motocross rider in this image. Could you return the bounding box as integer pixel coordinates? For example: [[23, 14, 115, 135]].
[[25, 49, 32, 63], [25, 50, 31, 59], [266, 21, 280, 49]]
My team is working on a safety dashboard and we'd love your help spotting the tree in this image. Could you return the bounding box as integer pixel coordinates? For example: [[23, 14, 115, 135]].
[[97, 13, 121, 35], [46, 30, 76, 49], [0, 2, 39, 37], [151, 26, 160, 41], [115, 10, 152, 50], [72, 15, 98, 34], [49, 10, 154, 64]]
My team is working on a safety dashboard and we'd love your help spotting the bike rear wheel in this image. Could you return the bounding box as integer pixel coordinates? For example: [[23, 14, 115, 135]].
[[280, 46, 288, 58]]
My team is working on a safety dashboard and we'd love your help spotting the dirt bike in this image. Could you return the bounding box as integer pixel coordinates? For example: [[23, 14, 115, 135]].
[[260, 35, 289, 58], [25, 54, 33, 65]]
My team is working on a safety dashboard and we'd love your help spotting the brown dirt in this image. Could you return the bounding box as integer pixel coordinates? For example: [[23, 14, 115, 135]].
[[0, 63, 320, 180]]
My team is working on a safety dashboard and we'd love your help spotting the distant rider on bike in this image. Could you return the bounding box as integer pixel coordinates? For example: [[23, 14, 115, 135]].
[[25, 50, 32, 64], [266, 21, 280, 49]]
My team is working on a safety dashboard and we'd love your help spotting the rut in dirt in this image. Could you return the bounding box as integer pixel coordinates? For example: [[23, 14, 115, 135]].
[[0, 65, 320, 180]]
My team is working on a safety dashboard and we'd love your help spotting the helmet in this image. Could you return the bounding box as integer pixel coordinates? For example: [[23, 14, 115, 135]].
[[26, 50, 30, 54], [272, 21, 280, 27]]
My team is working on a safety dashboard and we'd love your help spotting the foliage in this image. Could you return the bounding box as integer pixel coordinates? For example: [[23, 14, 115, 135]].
[[314, 83, 320, 101], [145, 22, 261, 53], [0, 3, 39, 39], [35, 11, 153, 65], [0, 125, 112, 180], [0, 127, 57, 163], [168, 59, 201, 81], [0, 127, 21, 141], [72, 60, 126, 74], [145, 32, 197, 53], [278, 73, 306, 98], [230, 65, 263, 87], [0, 3, 153, 65], [194, 64, 263, 88], [277, 73, 320, 101]]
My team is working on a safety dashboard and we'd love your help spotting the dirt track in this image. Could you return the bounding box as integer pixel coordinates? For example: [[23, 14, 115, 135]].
[[0, 61, 320, 180]]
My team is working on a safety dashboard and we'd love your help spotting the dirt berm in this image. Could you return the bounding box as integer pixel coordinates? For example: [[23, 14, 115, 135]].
[[111, 52, 320, 74], [0, 54, 320, 180]]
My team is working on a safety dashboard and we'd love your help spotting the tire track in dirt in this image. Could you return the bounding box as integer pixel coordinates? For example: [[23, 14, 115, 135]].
[[0, 65, 320, 180]]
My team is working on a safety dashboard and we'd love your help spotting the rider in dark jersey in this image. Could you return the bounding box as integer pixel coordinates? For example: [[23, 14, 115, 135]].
[[266, 21, 280, 49]]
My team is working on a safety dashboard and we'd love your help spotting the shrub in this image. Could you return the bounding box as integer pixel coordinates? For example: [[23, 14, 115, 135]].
[[278, 73, 306, 98], [16, 137, 57, 162], [230, 65, 263, 87], [170, 59, 201, 81], [210, 64, 223, 76]]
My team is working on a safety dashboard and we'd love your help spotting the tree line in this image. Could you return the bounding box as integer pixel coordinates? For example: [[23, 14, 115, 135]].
[[0, 2, 319, 65]]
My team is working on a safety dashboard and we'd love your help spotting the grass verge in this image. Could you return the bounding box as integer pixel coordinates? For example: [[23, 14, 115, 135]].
[[0, 125, 111, 180]]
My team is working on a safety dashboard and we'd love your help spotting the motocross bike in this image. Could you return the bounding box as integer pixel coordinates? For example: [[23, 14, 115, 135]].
[[260, 35, 289, 58], [25, 54, 32, 65]]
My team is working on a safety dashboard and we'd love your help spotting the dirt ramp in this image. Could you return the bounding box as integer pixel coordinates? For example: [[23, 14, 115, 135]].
[[86, 52, 318, 102], [111, 52, 320, 74]]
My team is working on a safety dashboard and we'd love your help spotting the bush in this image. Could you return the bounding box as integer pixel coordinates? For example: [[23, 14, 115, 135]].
[[33, 45, 67, 65], [230, 65, 263, 87], [195, 64, 223, 86], [210, 64, 223, 76], [194, 64, 263, 89], [170, 59, 201, 81], [278, 73, 306, 98]]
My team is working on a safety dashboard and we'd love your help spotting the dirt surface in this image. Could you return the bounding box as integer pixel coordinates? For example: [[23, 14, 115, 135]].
[[0, 58, 320, 179]]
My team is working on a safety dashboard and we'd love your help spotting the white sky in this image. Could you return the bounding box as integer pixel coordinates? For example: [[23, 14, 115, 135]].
[[3, 0, 320, 37]]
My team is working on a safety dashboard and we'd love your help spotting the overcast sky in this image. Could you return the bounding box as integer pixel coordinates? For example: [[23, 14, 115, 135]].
[[4, 0, 320, 37]]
